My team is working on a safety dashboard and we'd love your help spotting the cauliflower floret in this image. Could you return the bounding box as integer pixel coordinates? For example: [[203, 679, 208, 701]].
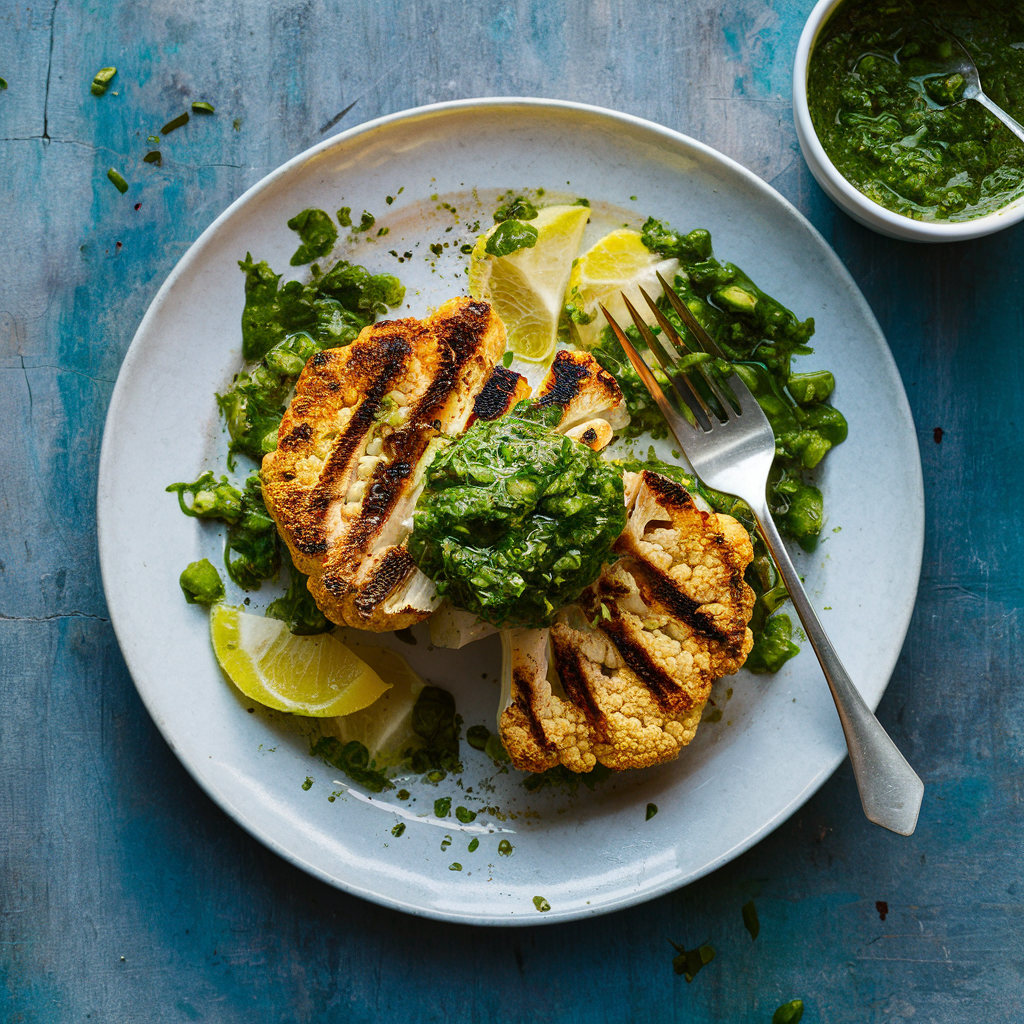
[[498, 628, 597, 774], [552, 617, 704, 770], [496, 469, 755, 774]]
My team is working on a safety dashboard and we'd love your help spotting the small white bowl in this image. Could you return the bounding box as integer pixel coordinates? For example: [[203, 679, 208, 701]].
[[793, 0, 1024, 242]]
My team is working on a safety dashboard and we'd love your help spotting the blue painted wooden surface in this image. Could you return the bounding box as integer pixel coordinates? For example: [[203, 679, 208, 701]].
[[2, 1, 1022, 1021]]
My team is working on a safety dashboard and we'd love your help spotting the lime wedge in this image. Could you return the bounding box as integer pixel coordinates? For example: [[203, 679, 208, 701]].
[[210, 605, 390, 717], [563, 228, 679, 347], [323, 644, 427, 766], [469, 204, 590, 362]]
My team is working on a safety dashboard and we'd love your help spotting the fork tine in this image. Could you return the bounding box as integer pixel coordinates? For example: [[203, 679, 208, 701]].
[[599, 304, 707, 438], [655, 270, 726, 359], [619, 294, 714, 428], [636, 284, 734, 416], [653, 272, 743, 416], [638, 285, 696, 355]]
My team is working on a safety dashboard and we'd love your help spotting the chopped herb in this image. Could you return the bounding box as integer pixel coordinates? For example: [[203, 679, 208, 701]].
[[630, 195, 638, 201], [90, 67, 117, 96], [573, 197, 590, 207], [166, 471, 243, 521], [376, 226, 389, 237], [385, 195, 394, 205], [523, 762, 613, 793], [232, 251, 404, 367], [310, 736, 393, 792], [302, 777, 313, 791], [0, 78, 7, 90], [466, 725, 490, 751], [286, 207, 338, 266], [562, 300, 596, 327], [396, 789, 410, 800], [449, 862, 462, 871], [773, 1000, 804, 1024], [646, 802, 658, 820], [391, 822, 406, 837], [233, 118, 242, 131], [224, 473, 280, 588], [670, 941, 716, 982], [408, 686, 463, 775], [409, 408, 626, 628], [455, 806, 477, 823], [143, 151, 161, 166], [459, 243, 473, 254], [484, 735, 510, 763], [178, 559, 225, 605], [107, 169, 128, 194], [484, 219, 538, 258], [467, 837, 479, 852], [440, 835, 452, 851], [493, 195, 538, 222], [353, 210, 375, 232], [165, 470, 277, 588], [434, 797, 452, 818], [265, 549, 331, 634], [161, 111, 189, 134], [498, 840, 514, 857], [147, 134, 159, 143], [429, 243, 443, 257], [745, 613, 801, 674], [191, 100, 215, 114], [336, 206, 352, 227], [532, 896, 551, 912], [501, 351, 514, 368], [742, 900, 760, 941]]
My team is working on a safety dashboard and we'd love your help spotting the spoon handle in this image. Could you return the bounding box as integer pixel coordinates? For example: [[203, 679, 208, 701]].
[[975, 91, 1024, 146]]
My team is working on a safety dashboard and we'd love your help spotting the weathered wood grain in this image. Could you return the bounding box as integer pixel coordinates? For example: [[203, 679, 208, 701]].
[[2, 0, 1023, 1021]]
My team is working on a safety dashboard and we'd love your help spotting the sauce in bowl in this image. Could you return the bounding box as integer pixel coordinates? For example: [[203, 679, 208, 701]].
[[808, 0, 1024, 222]]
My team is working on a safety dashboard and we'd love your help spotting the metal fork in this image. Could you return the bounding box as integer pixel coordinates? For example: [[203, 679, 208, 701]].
[[601, 277, 924, 836]]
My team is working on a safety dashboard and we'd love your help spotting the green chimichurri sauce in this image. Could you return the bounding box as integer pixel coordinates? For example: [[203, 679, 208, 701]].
[[409, 405, 627, 629], [808, 0, 1024, 221]]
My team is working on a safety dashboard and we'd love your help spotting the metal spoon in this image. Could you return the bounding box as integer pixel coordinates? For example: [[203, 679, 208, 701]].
[[930, 34, 1024, 144]]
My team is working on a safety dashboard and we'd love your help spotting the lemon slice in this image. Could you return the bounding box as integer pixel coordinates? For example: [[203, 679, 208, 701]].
[[322, 644, 426, 766], [563, 228, 679, 348], [210, 605, 390, 717], [469, 204, 590, 362]]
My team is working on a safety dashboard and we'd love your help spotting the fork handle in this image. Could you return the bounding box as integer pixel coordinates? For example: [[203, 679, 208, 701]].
[[751, 500, 924, 835]]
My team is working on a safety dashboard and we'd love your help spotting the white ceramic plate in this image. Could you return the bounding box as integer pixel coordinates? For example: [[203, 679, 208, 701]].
[[97, 98, 924, 925]]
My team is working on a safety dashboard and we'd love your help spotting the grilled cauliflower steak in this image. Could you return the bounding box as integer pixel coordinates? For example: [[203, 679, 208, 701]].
[[498, 469, 755, 773], [261, 296, 505, 630], [535, 349, 629, 432]]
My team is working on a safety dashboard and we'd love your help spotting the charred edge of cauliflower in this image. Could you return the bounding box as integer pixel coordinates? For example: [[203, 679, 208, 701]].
[[498, 628, 597, 775], [496, 469, 755, 774]]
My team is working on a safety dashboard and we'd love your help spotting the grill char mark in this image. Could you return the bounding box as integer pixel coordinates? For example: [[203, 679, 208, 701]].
[[615, 470, 746, 649], [286, 334, 414, 555], [599, 616, 695, 714], [337, 301, 493, 562], [472, 366, 529, 422], [625, 557, 734, 648], [350, 546, 419, 615], [535, 350, 590, 408], [513, 669, 557, 754], [550, 630, 607, 737]]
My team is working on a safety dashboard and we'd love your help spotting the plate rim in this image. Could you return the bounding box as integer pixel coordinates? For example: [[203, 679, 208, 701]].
[[97, 96, 925, 926]]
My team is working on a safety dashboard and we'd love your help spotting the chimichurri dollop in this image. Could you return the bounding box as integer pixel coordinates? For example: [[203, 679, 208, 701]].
[[808, 0, 1024, 221], [408, 406, 627, 629]]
